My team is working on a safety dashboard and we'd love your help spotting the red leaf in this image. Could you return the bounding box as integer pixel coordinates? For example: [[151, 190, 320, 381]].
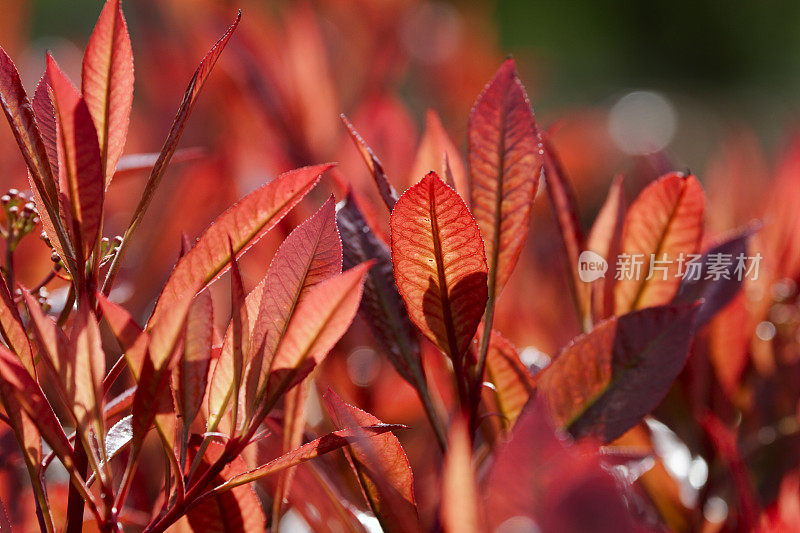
[[410, 109, 468, 199], [390, 171, 487, 360], [173, 289, 213, 430], [47, 54, 104, 259], [324, 390, 419, 533], [67, 297, 107, 460], [0, 283, 34, 375], [228, 240, 248, 434], [542, 140, 589, 327], [245, 197, 342, 409], [208, 198, 342, 432], [0, 346, 74, 471], [614, 173, 705, 314], [441, 416, 480, 533], [469, 58, 543, 298], [673, 229, 750, 327], [81, 0, 134, 183], [209, 424, 405, 494], [32, 75, 58, 180], [483, 399, 638, 532], [341, 114, 398, 211], [259, 262, 372, 407], [537, 303, 698, 443], [185, 442, 266, 532], [0, 44, 59, 210], [149, 163, 332, 371]]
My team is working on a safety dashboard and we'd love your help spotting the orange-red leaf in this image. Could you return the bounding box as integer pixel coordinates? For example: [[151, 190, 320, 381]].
[[149, 163, 332, 371], [208, 198, 342, 432], [0, 283, 33, 374], [259, 262, 371, 406], [47, 54, 104, 259], [537, 303, 698, 443], [469, 58, 543, 298], [324, 390, 419, 533], [390, 171, 487, 360], [81, 0, 134, 182], [614, 173, 705, 314]]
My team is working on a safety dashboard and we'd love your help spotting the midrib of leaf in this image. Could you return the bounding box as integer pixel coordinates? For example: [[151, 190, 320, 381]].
[[98, 19, 117, 177], [474, 88, 508, 399], [629, 179, 688, 310], [427, 180, 461, 361]]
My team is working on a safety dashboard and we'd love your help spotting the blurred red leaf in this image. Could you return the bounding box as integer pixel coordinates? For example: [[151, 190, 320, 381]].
[[537, 303, 698, 443], [81, 0, 134, 183], [324, 390, 419, 533], [411, 109, 468, 199], [615, 173, 705, 314], [390, 171, 487, 362], [441, 416, 480, 533], [587, 175, 626, 321], [483, 399, 638, 532], [469, 58, 543, 299], [482, 328, 536, 431]]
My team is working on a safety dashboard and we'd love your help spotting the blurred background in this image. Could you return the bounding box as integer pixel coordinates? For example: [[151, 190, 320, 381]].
[[4, 2, 800, 530], [14, 0, 800, 169]]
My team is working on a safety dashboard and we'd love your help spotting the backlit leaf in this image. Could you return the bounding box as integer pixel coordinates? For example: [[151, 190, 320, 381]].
[[173, 289, 213, 430], [81, 0, 134, 183], [149, 163, 332, 370], [469, 58, 543, 298], [32, 75, 58, 179], [537, 303, 698, 443], [47, 54, 104, 259], [258, 262, 372, 407], [209, 423, 405, 494], [587, 175, 626, 321], [324, 390, 419, 533], [0, 283, 34, 374], [614, 173, 705, 314], [390, 171, 487, 360]]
